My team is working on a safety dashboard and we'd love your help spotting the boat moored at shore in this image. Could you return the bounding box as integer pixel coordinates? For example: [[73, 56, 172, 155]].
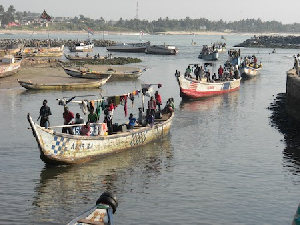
[[145, 44, 178, 55], [106, 41, 150, 53], [0, 55, 22, 78]]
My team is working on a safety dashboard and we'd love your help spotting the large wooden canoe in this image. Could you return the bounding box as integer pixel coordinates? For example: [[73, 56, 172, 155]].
[[17, 75, 111, 90], [63, 67, 115, 79], [27, 111, 174, 165]]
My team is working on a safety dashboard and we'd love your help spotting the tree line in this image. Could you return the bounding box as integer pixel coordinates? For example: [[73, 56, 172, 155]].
[[2, 4, 300, 33]]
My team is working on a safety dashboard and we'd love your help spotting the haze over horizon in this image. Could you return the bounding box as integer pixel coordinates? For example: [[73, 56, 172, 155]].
[[2, 0, 300, 24]]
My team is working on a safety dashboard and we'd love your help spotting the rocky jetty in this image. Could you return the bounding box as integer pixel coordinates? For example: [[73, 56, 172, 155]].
[[0, 38, 116, 49], [234, 35, 300, 49]]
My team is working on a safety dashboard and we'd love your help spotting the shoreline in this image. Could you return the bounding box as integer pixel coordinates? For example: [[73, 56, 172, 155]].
[[1, 29, 300, 37]]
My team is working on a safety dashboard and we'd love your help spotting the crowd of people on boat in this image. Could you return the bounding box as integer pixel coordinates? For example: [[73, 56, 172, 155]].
[[180, 63, 240, 82], [38, 91, 174, 136], [240, 55, 262, 69]]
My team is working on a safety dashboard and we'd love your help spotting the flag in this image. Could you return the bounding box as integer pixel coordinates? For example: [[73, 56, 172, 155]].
[[88, 28, 94, 35], [40, 10, 51, 21]]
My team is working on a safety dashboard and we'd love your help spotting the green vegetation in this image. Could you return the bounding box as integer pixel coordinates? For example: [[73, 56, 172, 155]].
[[2, 4, 300, 33]]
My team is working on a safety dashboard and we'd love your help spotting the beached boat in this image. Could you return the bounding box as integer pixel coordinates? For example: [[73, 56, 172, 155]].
[[27, 109, 174, 164], [198, 45, 219, 60], [63, 67, 115, 79], [145, 44, 178, 55], [69, 42, 94, 52], [22, 45, 64, 57], [17, 75, 111, 90], [106, 41, 150, 53], [176, 63, 241, 99], [68, 192, 118, 225], [0, 55, 22, 78]]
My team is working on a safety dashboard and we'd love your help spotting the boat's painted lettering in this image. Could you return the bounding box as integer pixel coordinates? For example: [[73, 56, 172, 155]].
[[70, 142, 93, 150]]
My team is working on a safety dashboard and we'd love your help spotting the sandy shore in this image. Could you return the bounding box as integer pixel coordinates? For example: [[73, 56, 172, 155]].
[[2, 29, 300, 36], [0, 64, 142, 90]]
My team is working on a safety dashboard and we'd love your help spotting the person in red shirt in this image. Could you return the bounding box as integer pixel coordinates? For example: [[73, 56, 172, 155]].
[[155, 91, 162, 112], [62, 106, 74, 134], [218, 65, 224, 80]]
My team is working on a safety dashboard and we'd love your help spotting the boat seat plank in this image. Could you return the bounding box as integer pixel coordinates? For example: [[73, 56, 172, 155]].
[[77, 218, 106, 225]]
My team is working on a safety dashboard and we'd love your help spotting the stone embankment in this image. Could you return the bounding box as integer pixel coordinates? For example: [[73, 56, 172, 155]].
[[0, 39, 116, 48], [286, 69, 300, 122], [234, 35, 300, 48]]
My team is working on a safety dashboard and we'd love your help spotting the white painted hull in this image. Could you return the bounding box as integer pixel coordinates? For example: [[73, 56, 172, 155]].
[[28, 112, 174, 165]]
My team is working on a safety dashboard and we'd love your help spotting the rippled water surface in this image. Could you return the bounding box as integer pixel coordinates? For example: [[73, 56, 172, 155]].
[[0, 33, 300, 224]]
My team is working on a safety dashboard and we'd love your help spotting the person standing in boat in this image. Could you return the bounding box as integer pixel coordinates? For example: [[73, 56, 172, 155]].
[[155, 91, 162, 112], [88, 107, 98, 123], [218, 65, 224, 80], [148, 96, 156, 117], [38, 99, 52, 129], [62, 106, 74, 134]]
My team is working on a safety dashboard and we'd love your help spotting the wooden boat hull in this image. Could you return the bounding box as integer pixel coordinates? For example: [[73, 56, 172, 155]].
[[63, 67, 114, 79], [0, 59, 22, 78], [198, 52, 219, 60], [27, 112, 174, 165], [177, 76, 240, 99], [240, 66, 261, 78], [17, 75, 111, 90]]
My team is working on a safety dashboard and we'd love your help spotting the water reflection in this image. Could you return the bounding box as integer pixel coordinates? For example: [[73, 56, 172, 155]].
[[269, 93, 300, 176], [31, 137, 173, 224], [179, 90, 240, 112]]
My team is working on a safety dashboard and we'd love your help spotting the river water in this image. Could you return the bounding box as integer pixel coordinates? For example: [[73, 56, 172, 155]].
[[0, 32, 299, 224]]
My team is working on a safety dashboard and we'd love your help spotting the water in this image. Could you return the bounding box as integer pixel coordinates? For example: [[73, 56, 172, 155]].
[[0, 33, 299, 224]]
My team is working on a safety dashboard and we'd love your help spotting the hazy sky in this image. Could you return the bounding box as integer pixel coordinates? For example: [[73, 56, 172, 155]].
[[2, 0, 300, 24]]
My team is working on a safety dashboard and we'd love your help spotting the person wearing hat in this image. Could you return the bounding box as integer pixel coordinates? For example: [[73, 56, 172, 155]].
[[38, 99, 52, 128], [62, 106, 74, 134]]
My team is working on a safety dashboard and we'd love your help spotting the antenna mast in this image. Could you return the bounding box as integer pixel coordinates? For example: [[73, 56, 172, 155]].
[[135, 2, 139, 19]]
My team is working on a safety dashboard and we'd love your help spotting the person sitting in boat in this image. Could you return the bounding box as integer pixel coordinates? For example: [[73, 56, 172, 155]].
[[212, 73, 217, 81], [88, 106, 98, 123], [234, 66, 240, 79], [38, 99, 52, 129], [62, 106, 74, 134], [74, 113, 85, 124], [127, 113, 137, 130], [185, 65, 192, 78], [80, 121, 91, 136], [75, 53, 79, 57], [86, 53, 89, 57]]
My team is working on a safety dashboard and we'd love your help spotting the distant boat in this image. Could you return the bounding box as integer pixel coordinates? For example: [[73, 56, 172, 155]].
[[106, 41, 150, 53], [22, 45, 64, 57], [145, 44, 178, 55], [0, 55, 22, 78], [198, 45, 219, 60], [68, 42, 94, 52]]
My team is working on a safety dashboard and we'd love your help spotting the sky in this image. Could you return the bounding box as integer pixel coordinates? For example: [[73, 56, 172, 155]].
[[2, 0, 300, 24]]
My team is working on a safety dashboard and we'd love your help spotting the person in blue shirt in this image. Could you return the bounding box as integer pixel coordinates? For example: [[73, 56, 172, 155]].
[[127, 113, 136, 130]]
